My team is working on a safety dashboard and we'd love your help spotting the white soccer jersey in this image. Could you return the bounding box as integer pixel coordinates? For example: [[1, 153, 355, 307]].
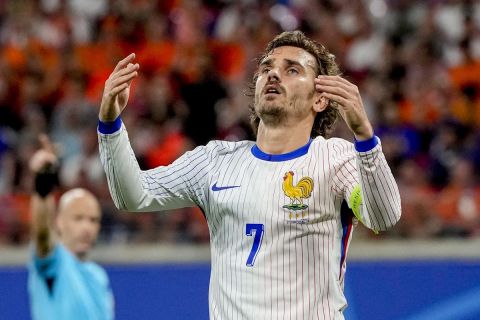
[[98, 123, 401, 320]]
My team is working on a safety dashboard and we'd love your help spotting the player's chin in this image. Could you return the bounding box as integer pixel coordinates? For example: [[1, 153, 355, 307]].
[[260, 101, 285, 112]]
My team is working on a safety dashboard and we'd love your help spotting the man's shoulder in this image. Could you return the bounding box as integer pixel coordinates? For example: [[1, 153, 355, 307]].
[[84, 261, 109, 284], [312, 136, 353, 149], [311, 136, 356, 163], [201, 139, 254, 156]]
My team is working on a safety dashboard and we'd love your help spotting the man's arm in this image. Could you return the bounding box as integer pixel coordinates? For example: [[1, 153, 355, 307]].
[[98, 55, 206, 212], [29, 135, 59, 258], [354, 138, 401, 231], [99, 53, 138, 122], [31, 194, 56, 258], [316, 76, 401, 231], [331, 137, 401, 232], [99, 120, 210, 212]]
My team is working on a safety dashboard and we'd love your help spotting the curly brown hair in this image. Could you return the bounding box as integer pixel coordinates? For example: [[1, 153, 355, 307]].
[[248, 30, 341, 138]]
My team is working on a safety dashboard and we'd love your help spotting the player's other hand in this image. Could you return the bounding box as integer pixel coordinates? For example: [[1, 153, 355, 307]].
[[29, 134, 58, 174], [314, 75, 373, 141], [99, 53, 139, 122]]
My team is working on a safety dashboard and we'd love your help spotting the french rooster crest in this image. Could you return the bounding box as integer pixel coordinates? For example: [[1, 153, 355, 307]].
[[282, 171, 313, 212]]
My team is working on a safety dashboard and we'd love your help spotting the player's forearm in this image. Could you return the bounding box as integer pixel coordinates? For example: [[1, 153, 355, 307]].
[[98, 123, 194, 212], [98, 125, 152, 211], [98, 118, 207, 212], [356, 145, 401, 231], [31, 194, 55, 257]]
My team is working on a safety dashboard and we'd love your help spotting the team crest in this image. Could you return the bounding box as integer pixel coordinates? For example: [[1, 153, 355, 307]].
[[282, 171, 313, 219]]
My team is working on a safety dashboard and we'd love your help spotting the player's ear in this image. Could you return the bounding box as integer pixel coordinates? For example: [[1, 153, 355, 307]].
[[313, 94, 328, 113]]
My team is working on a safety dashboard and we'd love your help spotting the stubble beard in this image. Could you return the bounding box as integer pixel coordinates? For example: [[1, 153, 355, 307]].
[[254, 88, 315, 128], [255, 101, 288, 127]]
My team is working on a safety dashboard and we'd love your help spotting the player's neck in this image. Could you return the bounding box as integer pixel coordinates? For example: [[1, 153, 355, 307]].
[[256, 119, 312, 154]]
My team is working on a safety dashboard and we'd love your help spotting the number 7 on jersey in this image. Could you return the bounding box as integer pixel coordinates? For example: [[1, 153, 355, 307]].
[[245, 223, 264, 267]]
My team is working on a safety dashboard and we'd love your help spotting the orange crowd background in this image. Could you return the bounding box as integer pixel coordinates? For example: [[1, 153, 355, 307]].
[[0, 0, 479, 246]]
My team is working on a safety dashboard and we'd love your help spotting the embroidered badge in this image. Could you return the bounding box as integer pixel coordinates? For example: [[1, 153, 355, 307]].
[[282, 171, 313, 219]]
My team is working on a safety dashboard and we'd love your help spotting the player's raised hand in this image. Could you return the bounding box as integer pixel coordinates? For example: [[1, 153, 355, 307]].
[[314, 75, 373, 141], [99, 53, 139, 122], [30, 134, 58, 174]]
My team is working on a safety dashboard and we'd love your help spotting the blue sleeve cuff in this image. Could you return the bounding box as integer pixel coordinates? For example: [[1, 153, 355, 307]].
[[354, 135, 379, 152], [98, 117, 122, 134]]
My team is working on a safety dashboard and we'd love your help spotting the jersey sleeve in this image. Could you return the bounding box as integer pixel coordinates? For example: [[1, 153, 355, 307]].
[[331, 137, 401, 232], [98, 123, 209, 212]]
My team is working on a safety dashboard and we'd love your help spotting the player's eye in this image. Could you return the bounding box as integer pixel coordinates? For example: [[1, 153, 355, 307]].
[[261, 67, 270, 74], [287, 68, 299, 75]]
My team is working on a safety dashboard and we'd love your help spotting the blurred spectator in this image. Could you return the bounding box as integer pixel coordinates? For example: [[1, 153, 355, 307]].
[[434, 157, 480, 237], [428, 120, 468, 187], [393, 159, 440, 238], [178, 56, 227, 145]]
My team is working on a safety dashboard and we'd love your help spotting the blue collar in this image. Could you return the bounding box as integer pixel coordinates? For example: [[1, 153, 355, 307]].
[[251, 139, 312, 162]]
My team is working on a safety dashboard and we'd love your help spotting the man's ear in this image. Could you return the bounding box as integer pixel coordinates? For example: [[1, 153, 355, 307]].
[[313, 94, 328, 113]]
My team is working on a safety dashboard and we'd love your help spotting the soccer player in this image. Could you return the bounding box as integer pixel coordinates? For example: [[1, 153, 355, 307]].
[[28, 135, 114, 320], [98, 31, 401, 319]]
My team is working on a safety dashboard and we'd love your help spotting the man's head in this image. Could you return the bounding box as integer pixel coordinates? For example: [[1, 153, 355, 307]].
[[249, 30, 340, 138], [56, 188, 101, 259]]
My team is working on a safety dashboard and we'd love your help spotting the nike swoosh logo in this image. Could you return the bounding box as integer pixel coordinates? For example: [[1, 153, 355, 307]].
[[211, 182, 241, 192]]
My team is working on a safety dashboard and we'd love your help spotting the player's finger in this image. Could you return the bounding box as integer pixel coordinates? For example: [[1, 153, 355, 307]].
[[108, 83, 129, 98], [315, 83, 352, 100], [322, 75, 354, 86], [111, 63, 139, 80], [38, 134, 55, 153], [29, 149, 57, 172], [124, 63, 139, 85], [112, 53, 136, 73], [110, 71, 138, 90], [316, 75, 352, 85], [320, 92, 349, 110], [315, 76, 353, 95]]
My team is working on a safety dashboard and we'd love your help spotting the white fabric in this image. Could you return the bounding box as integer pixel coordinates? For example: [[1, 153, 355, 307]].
[[99, 125, 401, 320]]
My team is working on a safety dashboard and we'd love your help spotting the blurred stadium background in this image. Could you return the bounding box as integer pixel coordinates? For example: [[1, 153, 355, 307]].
[[0, 0, 479, 319]]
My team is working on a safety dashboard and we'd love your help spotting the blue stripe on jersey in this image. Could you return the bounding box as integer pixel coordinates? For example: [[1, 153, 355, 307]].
[[339, 200, 353, 279], [98, 117, 122, 134], [354, 135, 379, 152], [251, 139, 312, 162]]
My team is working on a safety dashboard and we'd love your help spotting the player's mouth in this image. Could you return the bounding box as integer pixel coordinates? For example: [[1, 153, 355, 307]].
[[263, 84, 282, 97]]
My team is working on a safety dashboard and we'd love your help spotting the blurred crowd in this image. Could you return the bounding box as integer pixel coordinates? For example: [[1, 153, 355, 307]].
[[0, 0, 480, 246]]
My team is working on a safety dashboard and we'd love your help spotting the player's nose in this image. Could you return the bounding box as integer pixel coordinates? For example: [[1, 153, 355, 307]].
[[267, 68, 280, 82]]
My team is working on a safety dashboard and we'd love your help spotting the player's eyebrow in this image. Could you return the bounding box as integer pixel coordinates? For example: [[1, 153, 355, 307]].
[[284, 59, 306, 71], [258, 58, 315, 70], [259, 58, 273, 68], [259, 57, 315, 73]]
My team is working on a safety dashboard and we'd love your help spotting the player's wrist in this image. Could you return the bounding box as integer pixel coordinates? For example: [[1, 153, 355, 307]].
[[354, 135, 379, 152], [98, 116, 122, 134]]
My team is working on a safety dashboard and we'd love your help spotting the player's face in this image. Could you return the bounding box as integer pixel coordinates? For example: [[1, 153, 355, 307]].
[[57, 196, 101, 259], [254, 46, 319, 126]]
